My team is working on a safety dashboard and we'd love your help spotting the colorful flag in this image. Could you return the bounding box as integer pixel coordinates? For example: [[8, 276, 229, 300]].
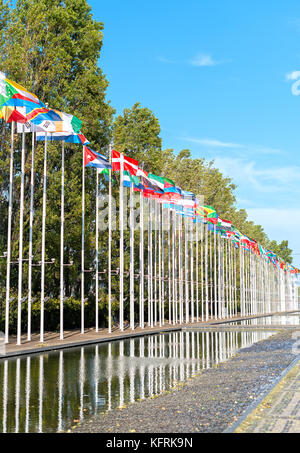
[[147, 173, 165, 193], [0, 72, 47, 123], [33, 108, 82, 133]]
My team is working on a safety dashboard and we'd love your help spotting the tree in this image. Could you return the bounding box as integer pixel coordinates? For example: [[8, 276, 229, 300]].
[[113, 102, 172, 174], [0, 0, 114, 306], [267, 240, 293, 264]]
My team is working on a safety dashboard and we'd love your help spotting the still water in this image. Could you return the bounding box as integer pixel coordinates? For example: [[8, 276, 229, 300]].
[[227, 312, 300, 327], [0, 330, 275, 433]]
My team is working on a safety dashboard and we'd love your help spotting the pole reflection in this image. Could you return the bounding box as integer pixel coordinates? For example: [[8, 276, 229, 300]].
[[0, 329, 274, 433]]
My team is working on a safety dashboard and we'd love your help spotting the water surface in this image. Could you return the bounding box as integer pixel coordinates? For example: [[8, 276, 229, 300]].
[[0, 329, 275, 433]]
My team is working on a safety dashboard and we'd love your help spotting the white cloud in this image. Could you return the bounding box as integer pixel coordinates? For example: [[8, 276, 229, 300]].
[[213, 156, 300, 193], [182, 137, 244, 148], [189, 53, 220, 67], [286, 71, 300, 81], [181, 137, 284, 156]]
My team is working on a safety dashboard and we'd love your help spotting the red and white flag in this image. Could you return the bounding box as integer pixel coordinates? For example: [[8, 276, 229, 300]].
[[112, 150, 139, 176]]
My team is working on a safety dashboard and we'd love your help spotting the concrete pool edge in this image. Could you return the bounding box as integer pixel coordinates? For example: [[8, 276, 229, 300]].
[[224, 353, 300, 433], [1, 310, 299, 360]]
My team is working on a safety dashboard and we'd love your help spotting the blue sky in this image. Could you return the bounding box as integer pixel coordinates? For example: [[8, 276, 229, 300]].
[[90, 0, 300, 267]]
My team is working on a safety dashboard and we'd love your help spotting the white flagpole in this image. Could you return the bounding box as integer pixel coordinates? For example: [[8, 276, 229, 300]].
[[130, 182, 134, 330], [190, 218, 194, 323], [214, 224, 217, 319], [196, 219, 199, 322], [185, 216, 189, 323], [147, 198, 151, 327], [161, 204, 165, 326], [108, 145, 112, 333], [149, 198, 153, 327], [139, 190, 144, 328], [28, 130, 35, 342], [172, 209, 176, 325], [205, 223, 209, 321], [119, 153, 124, 331], [95, 167, 99, 332], [40, 131, 48, 343], [60, 140, 65, 340], [168, 208, 171, 324], [179, 214, 183, 323], [200, 221, 204, 322], [17, 125, 26, 345], [81, 144, 85, 334], [158, 202, 162, 327], [5, 121, 14, 344], [154, 201, 158, 326]]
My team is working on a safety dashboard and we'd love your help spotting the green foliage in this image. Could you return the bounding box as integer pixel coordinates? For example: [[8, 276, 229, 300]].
[[267, 240, 293, 264]]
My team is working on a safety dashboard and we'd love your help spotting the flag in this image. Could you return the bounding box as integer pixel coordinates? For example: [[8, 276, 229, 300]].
[[217, 218, 232, 229], [112, 150, 139, 175], [36, 131, 88, 143], [0, 72, 47, 123], [163, 177, 175, 188], [159, 185, 181, 203], [147, 173, 165, 193], [84, 146, 111, 169], [33, 107, 82, 134], [123, 170, 140, 188], [136, 168, 156, 191], [179, 190, 196, 208]]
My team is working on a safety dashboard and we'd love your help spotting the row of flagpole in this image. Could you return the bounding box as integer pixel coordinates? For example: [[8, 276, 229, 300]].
[[2, 124, 299, 344]]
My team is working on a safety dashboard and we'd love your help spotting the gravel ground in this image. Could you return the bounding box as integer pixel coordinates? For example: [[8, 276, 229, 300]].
[[73, 329, 299, 433]]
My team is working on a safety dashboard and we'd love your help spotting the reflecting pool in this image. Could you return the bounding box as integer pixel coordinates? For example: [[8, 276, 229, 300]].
[[0, 329, 275, 433]]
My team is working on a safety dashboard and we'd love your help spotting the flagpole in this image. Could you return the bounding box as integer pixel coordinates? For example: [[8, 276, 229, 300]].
[[150, 198, 154, 327], [184, 216, 190, 324], [190, 218, 194, 323], [40, 131, 48, 343], [129, 182, 134, 330], [200, 221, 204, 322], [28, 130, 35, 341], [60, 140, 65, 340], [168, 208, 171, 324], [158, 201, 162, 327], [214, 224, 217, 320], [205, 223, 209, 321], [5, 121, 14, 344], [196, 219, 199, 322], [179, 214, 183, 323], [154, 200, 158, 326], [17, 125, 26, 345], [81, 144, 85, 335], [161, 204, 165, 326], [95, 167, 99, 332], [108, 145, 112, 333], [139, 190, 144, 328], [172, 209, 176, 325], [119, 153, 124, 331], [148, 197, 153, 327]]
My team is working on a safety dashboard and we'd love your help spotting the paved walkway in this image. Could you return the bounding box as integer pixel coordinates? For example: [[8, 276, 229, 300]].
[[235, 357, 300, 433], [1, 310, 298, 359]]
